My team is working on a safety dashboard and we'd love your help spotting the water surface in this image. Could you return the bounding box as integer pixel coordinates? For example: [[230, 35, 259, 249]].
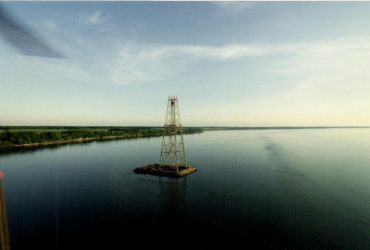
[[1, 129, 370, 249]]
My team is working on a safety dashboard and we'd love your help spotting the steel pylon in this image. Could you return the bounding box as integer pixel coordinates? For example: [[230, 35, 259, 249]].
[[160, 96, 187, 171]]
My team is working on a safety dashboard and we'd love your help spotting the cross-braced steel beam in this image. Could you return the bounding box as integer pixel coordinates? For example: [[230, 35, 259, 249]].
[[160, 96, 187, 171]]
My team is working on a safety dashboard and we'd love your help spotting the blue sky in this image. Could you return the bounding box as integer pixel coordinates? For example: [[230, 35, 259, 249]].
[[1, 2, 370, 126]]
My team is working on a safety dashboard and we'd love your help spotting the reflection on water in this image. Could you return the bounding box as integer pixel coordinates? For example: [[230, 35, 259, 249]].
[[0, 130, 370, 249]]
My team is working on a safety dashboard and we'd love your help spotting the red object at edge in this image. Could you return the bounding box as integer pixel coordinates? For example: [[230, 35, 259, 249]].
[[0, 170, 4, 180]]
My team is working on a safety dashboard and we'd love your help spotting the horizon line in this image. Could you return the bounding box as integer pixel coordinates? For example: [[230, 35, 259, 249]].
[[1, 125, 370, 129]]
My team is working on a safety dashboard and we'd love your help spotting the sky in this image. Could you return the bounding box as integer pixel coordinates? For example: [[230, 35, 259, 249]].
[[1, 1, 370, 126]]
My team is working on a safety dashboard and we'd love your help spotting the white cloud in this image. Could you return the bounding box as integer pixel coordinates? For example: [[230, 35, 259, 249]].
[[42, 21, 58, 32], [109, 42, 300, 85], [214, 2, 255, 16], [272, 36, 370, 98], [83, 10, 102, 24], [109, 36, 370, 95], [110, 45, 172, 85], [164, 43, 299, 60]]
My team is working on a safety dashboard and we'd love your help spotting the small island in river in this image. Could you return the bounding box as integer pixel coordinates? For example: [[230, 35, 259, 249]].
[[134, 164, 197, 177]]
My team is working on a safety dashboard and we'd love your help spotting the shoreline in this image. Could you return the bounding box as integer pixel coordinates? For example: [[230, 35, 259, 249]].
[[0, 132, 202, 151], [2, 125, 367, 151], [0, 127, 203, 152], [11, 135, 140, 149]]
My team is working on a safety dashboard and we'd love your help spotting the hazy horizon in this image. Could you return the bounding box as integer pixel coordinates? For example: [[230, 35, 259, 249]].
[[1, 2, 370, 126], [2, 125, 370, 129]]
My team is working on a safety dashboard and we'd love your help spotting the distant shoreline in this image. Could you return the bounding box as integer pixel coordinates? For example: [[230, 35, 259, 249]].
[[0, 126, 369, 151], [10, 135, 159, 149], [1, 126, 369, 130], [202, 126, 370, 130], [0, 127, 203, 151]]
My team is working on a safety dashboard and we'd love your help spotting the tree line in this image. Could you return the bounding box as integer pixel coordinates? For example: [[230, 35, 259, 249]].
[[0, 127, 203, 148]]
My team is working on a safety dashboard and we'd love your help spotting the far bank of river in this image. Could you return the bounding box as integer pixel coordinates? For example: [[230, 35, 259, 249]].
[[0, 127, 203, 151]]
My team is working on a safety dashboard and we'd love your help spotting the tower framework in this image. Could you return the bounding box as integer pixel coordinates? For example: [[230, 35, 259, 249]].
[[160, 96, 187, 171], [134, 96, 197, 177]]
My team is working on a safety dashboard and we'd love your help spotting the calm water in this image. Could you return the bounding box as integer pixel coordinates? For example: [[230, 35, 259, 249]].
[[1, 129, 370, 249]]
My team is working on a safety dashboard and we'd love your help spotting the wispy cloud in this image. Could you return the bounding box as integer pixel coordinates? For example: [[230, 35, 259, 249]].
[[109, 36, 370, 94], [110, 45, 169, 85], [83, 10, 102, 25], [272, 36, 370, 98], [41, 21, 58, 32], [109, 42, 300, 85], [213, 2, 255, 16]]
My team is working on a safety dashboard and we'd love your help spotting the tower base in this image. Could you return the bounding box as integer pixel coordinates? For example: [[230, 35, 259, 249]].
[[134, 164, 197, 178]]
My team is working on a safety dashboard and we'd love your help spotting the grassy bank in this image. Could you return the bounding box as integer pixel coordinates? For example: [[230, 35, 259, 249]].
[[0, 127, 203, 150]]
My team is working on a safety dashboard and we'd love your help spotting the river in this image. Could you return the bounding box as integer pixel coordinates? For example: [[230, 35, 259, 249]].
[[1, 129, 370, 249]]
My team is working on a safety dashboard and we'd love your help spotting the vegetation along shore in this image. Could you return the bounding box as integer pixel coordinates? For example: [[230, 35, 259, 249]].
[[1, 126, 367, 151], [0, 127, 203, 150]]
